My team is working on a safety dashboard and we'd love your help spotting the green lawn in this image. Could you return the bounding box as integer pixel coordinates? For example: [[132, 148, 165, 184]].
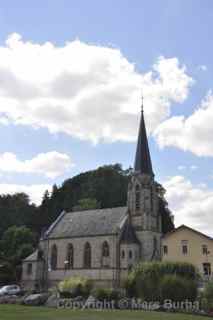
[[0, 305, 211, 320]]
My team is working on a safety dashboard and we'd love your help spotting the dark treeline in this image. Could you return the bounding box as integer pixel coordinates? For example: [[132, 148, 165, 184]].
[[0, 164, 174, 283]]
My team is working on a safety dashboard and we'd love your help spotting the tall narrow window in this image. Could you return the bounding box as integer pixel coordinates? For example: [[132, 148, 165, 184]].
[[66, 244, 74, 269], [203, 263, 211, 276], [27, 263, 33, 275], [135, 185, 140, 210], [202, 245, 208, 255], [84, 242, 91, 268], [102, 241, 110, 257], [121, 250, 125, 259], [153, 237, 157, 249], [50, 244, 58, 270], [163, 245, 168, 255], [181, 240, 188, 255]]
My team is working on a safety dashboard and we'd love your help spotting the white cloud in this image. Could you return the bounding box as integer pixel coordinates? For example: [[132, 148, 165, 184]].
[[190, 165, 198, 171], [177, 165, 198, 171], [198, 65, 207, 71], [0, 117, 9, 125], [177, 165, 186, 171], [0, 183, 51, 205], [0, 33, 193, 143], [154, 92, 213, 156], [164, 175, 213, 236], [0, 151, 73, 178]]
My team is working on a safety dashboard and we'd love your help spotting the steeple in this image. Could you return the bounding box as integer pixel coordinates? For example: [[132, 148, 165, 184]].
[[134, 101, 154, 176]]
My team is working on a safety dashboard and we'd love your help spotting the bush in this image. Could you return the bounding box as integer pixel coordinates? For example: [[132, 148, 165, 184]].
[[201, 281, 213, 312], [133, 261, 198, 281], [58, 276, 92, 298], [160, 275, 197, 303], [126, 261, 199, 301], [92, 288, 121, 301], [123, 274, 136, 298]]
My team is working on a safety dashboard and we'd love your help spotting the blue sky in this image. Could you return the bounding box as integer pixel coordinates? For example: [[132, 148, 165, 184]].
[[0, 0, 213, 234]]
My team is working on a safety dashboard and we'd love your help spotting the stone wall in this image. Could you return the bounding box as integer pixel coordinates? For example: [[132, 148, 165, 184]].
[[48, 234, 118, 269], [120, 243, 140, 269], [44, 234, 121, 288], [21, 261, 38, 290], [136, 230, 162, 261]]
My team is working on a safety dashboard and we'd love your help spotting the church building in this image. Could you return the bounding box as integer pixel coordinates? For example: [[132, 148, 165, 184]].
[[22, 105, 166, 290]]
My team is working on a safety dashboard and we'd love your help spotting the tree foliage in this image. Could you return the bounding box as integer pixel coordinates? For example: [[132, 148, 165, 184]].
[[73, 198, 100, 211], [125, 261, 199, 301], [0, 193, 37, 239], [0, 226, 36, 283]]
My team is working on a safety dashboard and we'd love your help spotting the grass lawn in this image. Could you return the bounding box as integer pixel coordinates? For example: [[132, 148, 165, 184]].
[[0, 305, 211, 320]]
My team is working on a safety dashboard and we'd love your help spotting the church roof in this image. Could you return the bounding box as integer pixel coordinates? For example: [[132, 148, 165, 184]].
[[23, 250, 38, 262], [46, 207, 128, 239], [120, 221, 140, 244], [134, 109, 154, 176]]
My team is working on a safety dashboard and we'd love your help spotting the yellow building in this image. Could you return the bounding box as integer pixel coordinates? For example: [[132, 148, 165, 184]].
[[162, 225, 213, 280]]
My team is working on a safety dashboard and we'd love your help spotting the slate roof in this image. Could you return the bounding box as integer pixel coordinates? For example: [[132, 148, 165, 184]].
[[47, 207, 128, 239], [120, 222, 140, 244], [23, 250, 38, 262], [134, 109, 154, 176]]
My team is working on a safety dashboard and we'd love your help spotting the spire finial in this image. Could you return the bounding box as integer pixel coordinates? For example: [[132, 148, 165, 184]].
[[141, 90, 144, 112]]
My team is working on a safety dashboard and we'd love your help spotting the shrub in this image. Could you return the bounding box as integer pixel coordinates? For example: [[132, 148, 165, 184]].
[[58, 276, 92, 298], [126, 261, 199, 301], [201, 281, 213, 312], [92, 288, 121, 301], [133, 261, 198, 281], [123, 273, 136, 298], [160, 275, 197, 303]]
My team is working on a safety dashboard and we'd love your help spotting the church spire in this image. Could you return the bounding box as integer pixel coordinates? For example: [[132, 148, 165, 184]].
[[134, 100, 154, 176]]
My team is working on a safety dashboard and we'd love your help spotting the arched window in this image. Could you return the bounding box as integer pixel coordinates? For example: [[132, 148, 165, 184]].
[[153, 236, 157, 249], [84, 242, 91, 268], [121, 250, 125, 259], [135, 185, 140, 210], [50, 244, 58, 270], [66, 243, 74, 269], [27, 263, 33, 275], [129, 250, 133, 259], [102, 241, 110, 257]]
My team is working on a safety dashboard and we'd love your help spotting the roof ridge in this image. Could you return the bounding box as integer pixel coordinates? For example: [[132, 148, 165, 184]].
[[163, 224, 213, 240], [67, 206, 127, 215]]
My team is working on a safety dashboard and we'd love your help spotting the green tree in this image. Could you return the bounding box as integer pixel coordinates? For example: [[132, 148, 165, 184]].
[[159, 197, 175, 233], [73, 198, 100, 211], [0, 226, 36, 282], [0, 192, 37, 238]]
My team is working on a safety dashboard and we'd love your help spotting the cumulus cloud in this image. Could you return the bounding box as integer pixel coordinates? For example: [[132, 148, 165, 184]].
[[0, 151, 73, 178], [164, 175, 213, 236], [154, 92, 213, 156], [0, 33, 193, 143], [0, 183, 51, 205]]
